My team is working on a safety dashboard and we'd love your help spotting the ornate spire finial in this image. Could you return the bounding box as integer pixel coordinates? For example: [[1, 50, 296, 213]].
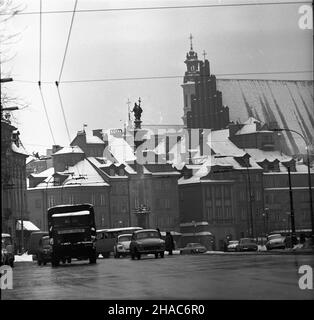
[[189, 33, 193, 51], [202, 50, 207, 61]]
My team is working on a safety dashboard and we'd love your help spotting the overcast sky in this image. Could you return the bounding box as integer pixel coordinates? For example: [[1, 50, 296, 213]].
[[1, 0, 313, 154]]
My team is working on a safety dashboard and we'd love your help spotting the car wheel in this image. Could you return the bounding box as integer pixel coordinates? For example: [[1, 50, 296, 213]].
[[137, 252, 141, 260], [67, 258, 71, 264], [62, 258, 66, 264], [102, 252, 110, 259], [37, 259, 42, 266], [155, 253, 158, 259], [51, 257, 59, 267], [160, 252, 164, 258]]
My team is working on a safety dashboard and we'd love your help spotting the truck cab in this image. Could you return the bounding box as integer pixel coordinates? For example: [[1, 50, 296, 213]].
[[48, 204, 97, 267]]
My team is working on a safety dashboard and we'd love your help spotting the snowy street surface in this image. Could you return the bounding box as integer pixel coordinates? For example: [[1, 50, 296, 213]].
[[3, 254, 314, 300]]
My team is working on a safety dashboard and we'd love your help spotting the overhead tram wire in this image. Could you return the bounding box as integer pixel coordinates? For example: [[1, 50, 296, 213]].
[[58, 70, 314, 84], [14, 70, 313, 84], [0, 1, 311, 15], [55, 0, 78, 145], [37, 0, 56, 146], [58, 0, 78, 83]]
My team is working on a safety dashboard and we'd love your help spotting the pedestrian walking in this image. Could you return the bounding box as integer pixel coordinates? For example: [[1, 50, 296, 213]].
[[165, 231, 175, 255]]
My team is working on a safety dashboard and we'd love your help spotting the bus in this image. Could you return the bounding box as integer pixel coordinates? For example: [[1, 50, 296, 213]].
[[48, 204, 97, 267], [96, 227, 142, 258]]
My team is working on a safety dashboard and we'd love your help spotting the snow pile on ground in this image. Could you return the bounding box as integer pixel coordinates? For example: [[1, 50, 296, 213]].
[[258, 245, 267, 251], [15, 253, 33, 262], [292, 244, 304, 251]]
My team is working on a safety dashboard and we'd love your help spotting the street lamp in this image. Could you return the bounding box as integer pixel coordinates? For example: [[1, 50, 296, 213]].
[[271, 128, 313, 244]]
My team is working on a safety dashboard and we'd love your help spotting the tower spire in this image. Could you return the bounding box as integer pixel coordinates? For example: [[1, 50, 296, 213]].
[[189, 33, 193, 51]]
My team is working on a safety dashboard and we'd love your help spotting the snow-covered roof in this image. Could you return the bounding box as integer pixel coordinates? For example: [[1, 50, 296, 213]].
[[86, 135, 105, 144], [105, 135, 136, 163], [11, 142, 28, 156], [217, 79, 314, 155], [29, 159, 109, 189], [208, 129, 246, 157], [244, 148, 292, 162], [16, 220, 40, 231], [53, 146, 84, 155]]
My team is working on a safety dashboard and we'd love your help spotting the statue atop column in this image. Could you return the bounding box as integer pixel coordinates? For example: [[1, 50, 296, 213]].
[[132, 97, 142, 129]]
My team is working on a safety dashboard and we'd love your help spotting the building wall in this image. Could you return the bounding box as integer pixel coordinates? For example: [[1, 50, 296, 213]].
[[1, 121, 28, 251], [27, 186, 110, 231], [263, 171, 314, 233], [178, 168, 265, 250]]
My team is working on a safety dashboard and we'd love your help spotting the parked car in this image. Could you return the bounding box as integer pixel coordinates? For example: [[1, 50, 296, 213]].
[[129, 229, 165, 260], [227, 240, 239, 252], [236, 238, 258, 252], [266, 233, 286, 250], [37, 235, 52, 266], [114, 234, 132, 258], [180, 243, 207, 254], [1, 233, 14, 267], [29, 231, 49, 261]]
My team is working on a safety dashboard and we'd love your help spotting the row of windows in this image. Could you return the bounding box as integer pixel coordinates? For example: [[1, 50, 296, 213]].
[[44, 193, 107, 208], [206, 206, 233, 220]]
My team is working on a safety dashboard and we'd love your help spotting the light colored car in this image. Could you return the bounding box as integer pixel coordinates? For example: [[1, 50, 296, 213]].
[[114, 234, 132, 258], [227, 240, 239, 252], [180, 243, 207, 254], [266, 234, 286, 250]]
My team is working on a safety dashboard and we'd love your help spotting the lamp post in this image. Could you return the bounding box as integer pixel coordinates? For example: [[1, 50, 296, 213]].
[[271, 128, 313, 244]]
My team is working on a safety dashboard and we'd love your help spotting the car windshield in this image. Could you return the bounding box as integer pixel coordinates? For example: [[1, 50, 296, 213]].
[[136, 231, 160, 239], [229, 241, 238, 245], [240, 238, 255, 244], [118, 235, 132, 242], [52, 215, 90, 228], [268, 234, 282, 240], [188, 243, 201, 247]]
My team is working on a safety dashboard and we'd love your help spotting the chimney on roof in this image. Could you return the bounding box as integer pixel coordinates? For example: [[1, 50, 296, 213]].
[[93, 129, 103, 141], [52, 145, 62, 154], [228, 122, 243, 137]]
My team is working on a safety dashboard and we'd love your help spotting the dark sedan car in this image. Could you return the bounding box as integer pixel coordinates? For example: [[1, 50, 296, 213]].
[[236, 238, 258, 252], [180, 243, 207, 254], [130, 229, 165, 260]]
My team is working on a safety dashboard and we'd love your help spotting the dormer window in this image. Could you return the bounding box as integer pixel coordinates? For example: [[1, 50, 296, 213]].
[[109, 168, 115, 176], [118, 168, 124, 176]]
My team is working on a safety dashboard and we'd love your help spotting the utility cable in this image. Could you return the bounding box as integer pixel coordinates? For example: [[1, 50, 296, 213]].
[[39, 0, 42, 82], [55, 81, 71, 144], [38, 81, 56, 145], [58, 0, 78, 83], [1, 1, 311, 15], [14, 70, 314, 84]]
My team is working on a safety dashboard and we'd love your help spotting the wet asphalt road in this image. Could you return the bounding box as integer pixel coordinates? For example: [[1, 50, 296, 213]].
[[2, 254, 314, 300]]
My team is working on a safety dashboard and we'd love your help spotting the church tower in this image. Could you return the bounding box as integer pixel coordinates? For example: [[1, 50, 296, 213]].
[[181, 35, 229, 130], [181, 34, 201, 127]]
